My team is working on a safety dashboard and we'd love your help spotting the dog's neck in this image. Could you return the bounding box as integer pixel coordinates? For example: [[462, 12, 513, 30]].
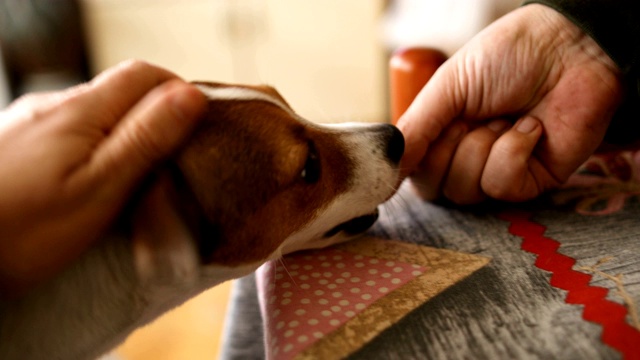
[[0, 233, 258, 360]]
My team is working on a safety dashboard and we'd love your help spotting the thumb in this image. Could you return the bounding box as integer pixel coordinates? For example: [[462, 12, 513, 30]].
[[396, 61, 465, 177], [90, 80, 207, 202]]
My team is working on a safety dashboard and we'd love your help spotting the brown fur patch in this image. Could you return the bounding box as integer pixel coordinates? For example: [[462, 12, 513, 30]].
[[173, 86, 353, 265]]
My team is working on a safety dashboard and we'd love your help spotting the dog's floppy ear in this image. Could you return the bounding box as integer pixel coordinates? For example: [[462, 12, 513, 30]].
[[250, 85, 292, 109], [131, 171, 201, 285]]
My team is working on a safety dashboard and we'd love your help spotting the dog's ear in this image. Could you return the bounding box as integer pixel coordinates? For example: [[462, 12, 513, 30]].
[[130, 170, 201, 285], [251, 85, 292, 109]]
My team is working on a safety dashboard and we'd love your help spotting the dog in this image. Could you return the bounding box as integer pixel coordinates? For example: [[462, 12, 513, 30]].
[[0, 82, 404, 360]]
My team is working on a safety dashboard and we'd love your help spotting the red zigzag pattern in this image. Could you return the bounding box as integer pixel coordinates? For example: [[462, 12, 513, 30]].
[[499, 210, 640, 360]]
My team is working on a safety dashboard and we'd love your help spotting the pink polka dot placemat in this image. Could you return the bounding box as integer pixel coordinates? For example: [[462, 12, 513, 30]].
[[256, 237, 490, 360]]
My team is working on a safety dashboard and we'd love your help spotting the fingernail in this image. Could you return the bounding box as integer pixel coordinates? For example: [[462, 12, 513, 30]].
[[488, 120, 509, 133], [516, 117, 538, 133], [171, 83, 206, 122]]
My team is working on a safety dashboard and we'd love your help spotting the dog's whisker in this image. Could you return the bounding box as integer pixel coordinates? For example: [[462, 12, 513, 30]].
[[277, 257, 298, 288]]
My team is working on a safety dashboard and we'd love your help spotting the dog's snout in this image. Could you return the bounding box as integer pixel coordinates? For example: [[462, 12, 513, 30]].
[[380, 125, 405, 165]]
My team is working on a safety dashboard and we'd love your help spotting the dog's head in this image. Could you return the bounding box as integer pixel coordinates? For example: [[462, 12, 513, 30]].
[[167, 82, 404, 268]]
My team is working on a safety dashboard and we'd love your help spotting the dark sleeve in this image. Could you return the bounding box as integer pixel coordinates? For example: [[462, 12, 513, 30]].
[[523, 0, 639, 76], [523, 0, 640, 144]]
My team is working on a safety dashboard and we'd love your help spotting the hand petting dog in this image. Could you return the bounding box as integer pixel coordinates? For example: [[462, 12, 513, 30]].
[[0, 60, 207, 297]]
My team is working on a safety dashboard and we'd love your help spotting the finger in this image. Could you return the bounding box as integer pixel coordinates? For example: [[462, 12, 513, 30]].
[[443, 120, 510, 204], [409, 122, 467, 200], [481, 116, 552, 201], [397, 60, 464, 175], [84, 60, 182, 130], [81, 79, 207, 204]]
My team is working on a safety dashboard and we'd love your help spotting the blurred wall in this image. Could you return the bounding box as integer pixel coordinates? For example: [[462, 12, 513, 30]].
[[81, 0, 387, 123]]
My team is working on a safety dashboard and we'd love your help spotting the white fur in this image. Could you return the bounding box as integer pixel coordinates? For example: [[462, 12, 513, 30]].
[[0, 86, 401, 360]]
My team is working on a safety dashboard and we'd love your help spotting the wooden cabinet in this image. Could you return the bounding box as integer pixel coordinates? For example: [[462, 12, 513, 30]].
[[82, 0, 386, 123]]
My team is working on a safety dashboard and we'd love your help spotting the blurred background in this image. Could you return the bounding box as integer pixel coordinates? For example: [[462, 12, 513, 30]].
[[0, 0, 519, 358]]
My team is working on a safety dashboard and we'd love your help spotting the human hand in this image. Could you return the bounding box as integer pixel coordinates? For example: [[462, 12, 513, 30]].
[[0, 60, 207, 296], [397, 4, 624, 204]]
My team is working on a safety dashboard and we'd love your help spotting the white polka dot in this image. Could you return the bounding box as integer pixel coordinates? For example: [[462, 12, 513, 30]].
[[370, 259, 379, 264], [284, 344, 293, 352], [283, 291, 292, 298], [299, 275, 309, 281], [323, 272, 333, 278], [321, 262, 331, 268], [275, 273, 284, 280], [281, 298, 291, 305], [379, 287, 389, 293], [368, 269, 378, 275], [350, 277, 361, 283], [282, 282, 292, 288], [321, 310, 332, 317], [391, 278, 401, 285], [346, 311, 355, 317], [335, 278, 346, 284], [313, 332, 323, 339], [284, 329, 294, 338], [361, 294, 372, 300], [327, 284, 337, 290], [336, 263, 346, 269], [355, 262, 365, 268], [311, 272, 321, 278], [303, 265, 313, 270], [331, 305, 341, 312], [412, 270, 422, 276], [381, 273, 391, 278], [295, 309, 306, 316], [290, 264, 300, 270], [332, 292, 343, 298], [269, 295, 277, 304], [314, 290, 324, 296], [276, 321, 285, 329], [366, 280, 376, 286], [385, 261, 395, 267], [297, 335, 309, 343], [339, 299, 349, 306], [350, 288, 361, 294], [341, 272, 351, 278], [333, 255, 343, 261], [355, 303, 366, 310], [318, 299, 329, 305], [412, 264, 421, 269], [300, 284, 310, 290], [301, 298, 311, 304], [393, 267, 403, 273], [319, 279, 328, 285], [330, 319, 340, 326], [289, 271, 299, 277], [308, 318, 319, 325]]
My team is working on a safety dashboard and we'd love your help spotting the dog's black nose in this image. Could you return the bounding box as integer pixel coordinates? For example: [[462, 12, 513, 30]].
[[382, 125, 405, 165]]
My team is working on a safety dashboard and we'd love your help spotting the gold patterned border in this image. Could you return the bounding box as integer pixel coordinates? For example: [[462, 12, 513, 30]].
[[296, 237, 491, 360]]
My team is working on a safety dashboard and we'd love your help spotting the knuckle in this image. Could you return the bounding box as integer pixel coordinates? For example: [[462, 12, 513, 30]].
[[122, 120, 163, 165]]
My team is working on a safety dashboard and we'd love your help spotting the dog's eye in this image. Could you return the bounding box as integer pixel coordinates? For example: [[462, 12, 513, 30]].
[[301, 143, 320, 184]]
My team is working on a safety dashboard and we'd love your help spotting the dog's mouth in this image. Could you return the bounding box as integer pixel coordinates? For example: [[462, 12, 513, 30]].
[[323, 209, 380, 238]]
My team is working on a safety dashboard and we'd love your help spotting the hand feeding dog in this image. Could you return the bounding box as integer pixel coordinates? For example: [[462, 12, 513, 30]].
[[0, 82, 404, 360]]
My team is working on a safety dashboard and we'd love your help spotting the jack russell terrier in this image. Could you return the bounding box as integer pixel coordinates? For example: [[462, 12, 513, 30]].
[[0, 82, 404, 360]]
